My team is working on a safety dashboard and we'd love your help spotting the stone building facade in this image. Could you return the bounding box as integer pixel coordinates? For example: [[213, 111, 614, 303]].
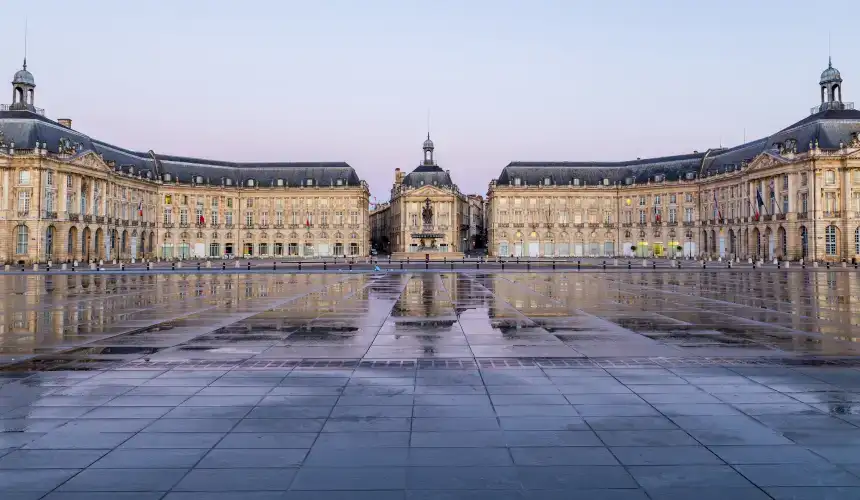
[[0, 62, 370, 264], [487, 61, 860, 262], [373, 136, 469, 257]]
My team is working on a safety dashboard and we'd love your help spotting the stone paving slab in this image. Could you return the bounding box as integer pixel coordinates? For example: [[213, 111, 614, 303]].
[[0, 363, 860, 498]]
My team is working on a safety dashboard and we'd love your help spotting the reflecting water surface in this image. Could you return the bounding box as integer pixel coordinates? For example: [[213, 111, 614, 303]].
[[1, 271, 859, 367]]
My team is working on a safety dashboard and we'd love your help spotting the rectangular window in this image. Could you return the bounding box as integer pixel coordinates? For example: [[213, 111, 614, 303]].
[[321, 212, 328, 225], [46, 170, 54, 186], [209, 243, 220, 257], [274, 243, 284, 256], [826, 170, 836, 185], [624, 211, 632, 224], [801, 193, 808, 214], [639, 210, 646, 223], [210, 210, 219, 224], [669, 208, 677, 223], [350, 211, 359, 224], [66, 175, 73, 189], [514, 177, 521, 186], [246, 198, 253, 208], [163, 208, 172, 224], [288, 243, 299, 256], [853, 193, 860, 212], [669, 194, 676, 204], [276, 211, 284, 225], [603, 212, 612, 224], [685, 208, 694, 222], [261, 211, 269, 225], [227, 198, 233, 208], [782, 195, 789, 214], [18, 191, 30, 212], [18, 171, 30, 185], [654, 195, 661, 205], [180, 208, 189, 224], [639, 196, 646, 206], [225, 211, 233, 225], [782, 174, 789, 190], [259, 243, 268, 256], [245, 212, 253, 226], [685, 193, 693, 203]]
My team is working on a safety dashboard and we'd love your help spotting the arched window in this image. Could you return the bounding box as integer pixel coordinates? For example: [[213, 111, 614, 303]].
[[15, 225, 28, 254], [825, 225, 837, 256]]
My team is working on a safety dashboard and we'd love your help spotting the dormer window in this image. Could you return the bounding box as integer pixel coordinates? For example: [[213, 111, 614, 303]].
[[685, 172, 695, 180], [655, 174, 665, 183], [146, 171, 152, 179], [336, 179, 343, 186], [195, 176, 204, 184], [544, 177, 551, 186], [513, 177, 522, 186], [247, 179, 255, 187], [625, 177, 634, 185], [276, 179, 284, 187], [573, 178, 580, 186], [602, 178, 610, 186], [306, 178, 314, 186], [225, 178, 233, 186], [163, 173, 172, 182]]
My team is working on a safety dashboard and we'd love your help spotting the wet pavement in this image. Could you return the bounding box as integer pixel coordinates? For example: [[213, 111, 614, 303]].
[[1, 271, 860, 498]]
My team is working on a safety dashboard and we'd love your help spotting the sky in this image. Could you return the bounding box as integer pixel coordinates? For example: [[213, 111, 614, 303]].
[[2, 0, 857, 200]]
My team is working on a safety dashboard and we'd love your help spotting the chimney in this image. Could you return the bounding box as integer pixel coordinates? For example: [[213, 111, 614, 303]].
[[395, 168, 404, 184], [58, 118, 72, 129]]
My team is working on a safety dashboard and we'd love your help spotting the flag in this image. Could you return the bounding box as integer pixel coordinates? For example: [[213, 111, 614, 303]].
[[305, 217, 310, 227], [137, 200, 143, 217], [756, 188, 768, 216], [199, 214, 205, 224]]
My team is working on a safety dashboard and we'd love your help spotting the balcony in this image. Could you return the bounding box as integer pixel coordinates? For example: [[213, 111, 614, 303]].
[[543, 223, 554, 228], [574, 223, 585, 229], [131, 221, 139, 226], [513, 223, 525, 228], [637, 223, 647, 228], [797, 212, 808, 220], [823, 211, 841, 218], [558, 223, 569, 228], [666, 221, 678, 226], [107, 217, 113, 225], [1, 104, 45, 115], [122, 219, 129, 226], [588, 223, 600, 229], [179, 223, 190, 228], [653, 221, 662, 226], [776, 213, 786, 221], [682, 221, 695, 227], [274, 224, 284, 229], [603, 223, 615, 228], [44, 211, 57, 220], [621, 223, 632, 228], [17, 210, 29, 218], [243, 224, 255, 229], [225, 224, 235, 229], [96, 216, 105, 224], [163, 223, 175, 228], [259, 224, 270, 229], [68, 213, 80, 222]]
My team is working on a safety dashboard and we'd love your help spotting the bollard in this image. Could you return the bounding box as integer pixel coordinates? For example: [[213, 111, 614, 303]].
[[451, 263, 455, 271], [703, 262, 706, 269], [349, 262, 353, 271], [273, 263, 276, 271], [47, 264, 51, 272], [121, 264, 125, 271], [407, 257, 410, 264], [248, 262, 252, 271], [578, 260, 581, 271], [553, 261, 556, 270], [171, 263, 175, 271], [425, 262, 429, 270], [501, 262, 505, 271], [297, 262, 301, 271], [826, 262, 830, 269], [728, 261, 732, 269], [323, 262, 327, 271], [476, 261, 479, 269], [652, 262, 656, 270], [21, 265, 25, 272], [400, 262, 404, 270], [222, 262, 226, 270], [148, 262, 153, 271], [753, 262, 756, 269], [526, 262, 530, 271], [444, 257, 446, 264], [197, 262, 201, 271], [628, 262, 631, 270], [516, 257, 520, 264]]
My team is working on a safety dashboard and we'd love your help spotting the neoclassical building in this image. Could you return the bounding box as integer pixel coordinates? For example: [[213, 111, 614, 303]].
[[488, 61, 860, 262], [1, 61, 370, 264], [371, 136, 469, 258]]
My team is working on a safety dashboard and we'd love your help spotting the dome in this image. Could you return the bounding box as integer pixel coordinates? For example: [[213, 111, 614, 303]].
[[423, 134, 434, 149], [820, 58, 842, 84], [12, 65, 35, 86]]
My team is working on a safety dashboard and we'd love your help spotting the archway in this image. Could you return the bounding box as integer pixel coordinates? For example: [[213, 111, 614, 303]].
[[82, 227, 92, 262], [68, 226, 78, 261], [14, 224, 29, 256], [728, 229, 736, 256], [800, 226, 808, 259], [95, 228, 105, 261], [702, 231, 708, 257], [45, 225, 56, 261], [752, 228, 761, 258], [777, 226, 787, 258], [121, 230, 129, 259], [825, 225, 839, 258]]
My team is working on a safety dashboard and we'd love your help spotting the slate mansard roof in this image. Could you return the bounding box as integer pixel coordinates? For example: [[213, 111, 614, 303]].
[[0, 110, 363, 187], [497, 108, 860, 187], [402, 164, 456, 189]]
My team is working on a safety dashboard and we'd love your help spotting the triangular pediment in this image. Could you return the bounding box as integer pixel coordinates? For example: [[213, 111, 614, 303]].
[[73, 151, 113, 173], [745, 151, 788, 173], [404, 185, 452, 198]]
